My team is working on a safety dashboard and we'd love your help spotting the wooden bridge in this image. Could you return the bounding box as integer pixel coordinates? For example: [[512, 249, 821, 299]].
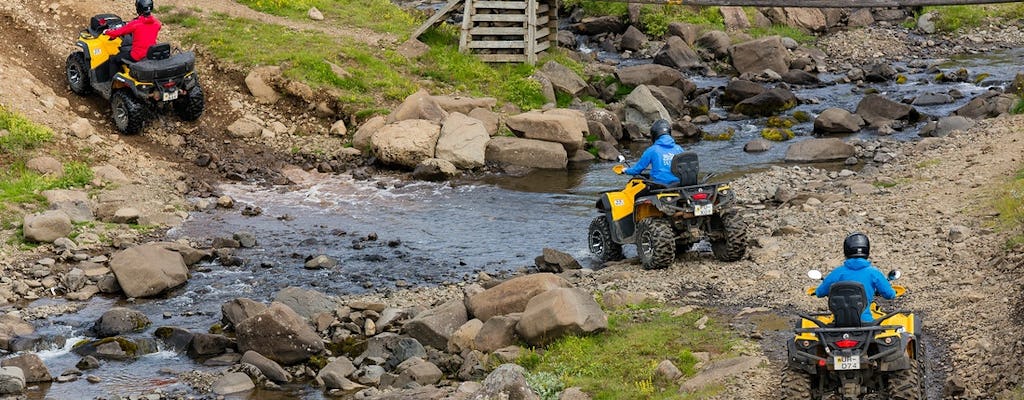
[[412, 0, 1021, 64]]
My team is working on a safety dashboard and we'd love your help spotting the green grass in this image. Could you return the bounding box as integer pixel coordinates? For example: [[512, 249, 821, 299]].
[[1, 162, 94, 212], [234, 0, 418, 35], [0, 105, 53, 154], [922, 4, 1024, 32], [1011, 97, 1024, 115], [517, 307, 736, 399], [993, 166, 1024, 249]]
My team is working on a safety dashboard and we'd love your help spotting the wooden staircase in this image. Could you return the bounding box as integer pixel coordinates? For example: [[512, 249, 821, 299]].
[[412, 0, 557, 64]]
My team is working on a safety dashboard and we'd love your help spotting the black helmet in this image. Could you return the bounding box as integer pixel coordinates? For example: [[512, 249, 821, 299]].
[[650, 119, 671, 139], [136, 0, 154, 16], [843, 233, 870, 258]]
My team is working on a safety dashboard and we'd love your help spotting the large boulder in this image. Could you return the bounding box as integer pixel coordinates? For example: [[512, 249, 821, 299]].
[[506, 109, 587, 154], [431, 96, 497, 115], [784, 138, 856, 162], [730, 36, 789, 75], [585, 108, 623, 141], [813, 108, 865, 134], [0, 354, 50, 383], [402, 299, 468, 350], [317, 356, 357, 389], [235, 302, 324, 365], [515, 288, 608, 346], [241, 350, 292, 383], [616, 64, 689, 88], [732, 87, 798, 117], [762, 8, 827, 32], [466, 273, 571, 322], [394, 357, 443, 387], [226, 118, 263, 139], [352, 115, 386, 151], [470, 364, 539, 400], [855, 94, 920, 127], [572, 16, 626, 35], [0, 367, 25, 395], [370, 119, 441, 169], [623, 85, 671, 135], [22, 211, 72, 243], [653, 36, 703, 71], [953, 91, 1016, 119], [436, 112, 490, 169], [474, 315, 520, 353], [919, 116, 976, 137], [93, 307, 151, 338], [41, 189, 94, 223], [273, 287, 340, 320], [648, 86, 688, 119], [695, 30, 731, 60], [412, 158, 460, 181], [720, 7, 751, 31], [26, 156, 63, 176], [720, 79, 765, 106], [244, 66, 281, 104], [0, 316, 35, 351], [221, 298, 267, 330], [212, 372, 254, 396], [538, 61, 587, 97], [485, 137, 568, 170], [109, 243, 189, 298], [386, 89, 447, 123], [667, 22, 702, 45], [620, 25, 647, 52]]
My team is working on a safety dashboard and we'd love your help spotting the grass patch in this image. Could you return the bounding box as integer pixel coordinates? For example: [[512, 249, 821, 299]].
[[993, 165, 1024, 249], [0, 105, 53, 154], [923, 4, 1024, 32], [1011, 97, 1024, 115], [518, 307, 736, 399], [235, 0, 418, 35], [0, 162, 95, 217]]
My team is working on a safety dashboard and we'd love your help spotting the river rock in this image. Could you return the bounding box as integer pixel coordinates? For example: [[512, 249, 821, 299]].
[[814, 108, 864, 133], [953, 90, 1016, 119], [744, 138, 773, 153], [431, 96, 497, 115], [721, 79, 765, 106], [470, 364, 538, 400], [654, 359, 683, 385], [448, 319, 484, 353], [245, 67, 281, 104], [213, 372, 254, 395], [535, 248, 582, 272], [154, 326, 194, 352], [762, 8, 826, 32], [586, 108, 623, 141], [468, 108, 499, 136], [848, 8, 874, 27], [304, 255, 337, 270], [474, 315, 520, 353], [109, 243, 188, 298], [436, 112, 489, 169], [668, 22, 701, 45], [624, 85, 671, 135], [720, 7, 750, 31], [23, 210, 72, 243], [784, 138, 855, 162], [387, 89, 447, 124], [317, 356, 357, 389], [26, 156, 63, 176], [189, 333, 233, 357], [912, 92, 954, 106], [1, 354, 50, 383], [654, 36, 703, 71], [42, 189, 94, 223], [371, 119, 441, 169], [855, 94, 920, 127], [273, 287, 340, 320], [236, 302, 325, 365], [572, 16, 626, 35], [0, 367, 25, 395], [356, 333, 426, 370], [352, 115, 386, 151], [393, 357, 443, 387], [538, 61, 587, 97], [733, 87, 798, 117], [402, 299, 468, 350], [616, 64, 689, 89], [620, 25, 647, 51], [648, 86, 688, 119], [695, 30, 731, 60], [241, 351, 292, 383], [226, 118, 263, 139], [73, 337, 156, 360], [91, 165, 130, 185], [413, 158, 460, 181], [919, 116, 976, 137], [730, 36, 789, 75], [781, 69, 820, 85], [233, 231, 257, 248], [222, 298, 267, 330], [466, 273, 571, 322], [506, 109, 587, 154], [93, 307, 151, 338], [516, 287, 608, 346], [485, 137, 567, 170], [864, 63, 898, 83]]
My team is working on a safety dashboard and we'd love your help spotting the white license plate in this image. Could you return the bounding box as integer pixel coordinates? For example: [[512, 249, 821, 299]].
[[834, 355, 860, 370], [162, 91, 179, 101], [694, 204, 713, 216]]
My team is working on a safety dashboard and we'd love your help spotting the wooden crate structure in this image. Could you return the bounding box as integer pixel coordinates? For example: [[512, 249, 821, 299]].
[[458, 0, 557, 64]]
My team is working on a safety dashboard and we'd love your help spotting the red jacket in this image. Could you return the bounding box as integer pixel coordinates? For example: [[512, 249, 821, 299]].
[[106, 15, 162, 61]]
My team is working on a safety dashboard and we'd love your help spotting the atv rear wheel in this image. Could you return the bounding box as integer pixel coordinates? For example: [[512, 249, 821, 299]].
[[588, 216, 623, 262], [111, 90, 146, 135], [885, 358, 923, 400], [174, 84, 205, 121], [779, 366, 813, 400], [66, 52, 90, 95], [711, 210, 747, 262], [636, 217, 675, 270]]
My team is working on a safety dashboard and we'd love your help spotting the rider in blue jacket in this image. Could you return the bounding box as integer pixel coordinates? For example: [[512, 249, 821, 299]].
[[815, 233, 897, 322], [622, 119, 684, 187]]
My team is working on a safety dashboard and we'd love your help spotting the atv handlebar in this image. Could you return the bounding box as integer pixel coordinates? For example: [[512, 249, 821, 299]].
[[805, 285, 906, 297]]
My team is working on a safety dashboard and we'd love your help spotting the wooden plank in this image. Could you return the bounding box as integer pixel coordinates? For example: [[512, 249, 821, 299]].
[[526, 0, 537, 64], [535, 15, 548, 25], [411, 0, 464, 39], [472, 14, 527, 22], [603, 0, 1022, 7], [537, 4, 549, 14], [459, 0, 472, 52], [478, 54, 527, 62], [534, 27, 550, 39], [473, 1, 527, 9], [535, 41, 550, 52], [469, 40, 527, 48], [470, 27, 528, 35], [547, 0, 557, 51]]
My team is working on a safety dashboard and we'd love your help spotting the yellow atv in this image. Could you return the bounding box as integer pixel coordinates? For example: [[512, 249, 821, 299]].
[[781, 270, 925, 400], [66, 14, 204, 134], [588, 152, 747, 270]]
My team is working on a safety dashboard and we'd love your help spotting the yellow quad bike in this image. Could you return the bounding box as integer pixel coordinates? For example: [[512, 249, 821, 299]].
[[66, 14, 204, 135], [588, 152, 747, 270], [781, 270, 925, 400]]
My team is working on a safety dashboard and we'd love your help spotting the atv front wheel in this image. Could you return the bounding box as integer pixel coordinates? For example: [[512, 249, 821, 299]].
[[66, 52, 90, 95], [636, 217, 675, 270], [588, 216, 623, 262], [111, 90, 146, 135], [885, 358, 923, 400], [779, 366, 813, 399], [710, 210, 747, 262], [174, 84, 205, 121]]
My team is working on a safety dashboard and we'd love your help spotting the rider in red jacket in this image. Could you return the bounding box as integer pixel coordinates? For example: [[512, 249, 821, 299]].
[[105, 0, 161, 62]]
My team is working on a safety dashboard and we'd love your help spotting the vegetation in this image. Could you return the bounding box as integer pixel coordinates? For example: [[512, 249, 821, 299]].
[[0, 105, 53, 154], [517, 306, 737, 399], [761, 128, 794, 141], [235, 0, 418, 35], [919, 4, 1024, 32], [992, 166, 1024, 248]]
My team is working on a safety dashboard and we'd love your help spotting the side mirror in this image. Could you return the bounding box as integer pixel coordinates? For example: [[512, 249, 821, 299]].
[[617, 155, 626, 163], [807, 270, 823, 280], [887, 270, 902, 281]]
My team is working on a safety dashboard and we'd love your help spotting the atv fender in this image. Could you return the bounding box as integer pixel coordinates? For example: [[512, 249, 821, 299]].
[[113, 74, 150, 99], [76, 42, 90, 59], [877, 335, 916, 371], [786, 339, 822, 374]]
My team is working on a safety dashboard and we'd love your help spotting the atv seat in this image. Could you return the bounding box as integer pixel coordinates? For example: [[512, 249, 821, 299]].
[[146, 43, 171, 61], [828, 281, 867, 327], [128, 51, 196, 82], [671, 152, 699, 187]]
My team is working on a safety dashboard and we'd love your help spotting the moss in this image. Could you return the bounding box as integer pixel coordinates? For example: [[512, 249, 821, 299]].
[[92, 337, 140, 356], [974, 73, 991, 84], [761, 128, 795, 142], [792, 110, 812, 123], [209, 323, 224, 334], [766, 116, 795, 129], [934, 72, 945, 82], [896, 74, 908, 84], [308, 354, 329, 370], [702, 128, 735, 141], [134, 316, 152, 331]]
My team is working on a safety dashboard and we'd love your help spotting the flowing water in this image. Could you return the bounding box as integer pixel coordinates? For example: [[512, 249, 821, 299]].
[[21, 48, 1024, 399]]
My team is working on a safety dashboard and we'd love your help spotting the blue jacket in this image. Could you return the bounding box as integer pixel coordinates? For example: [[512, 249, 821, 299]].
[[624, 135, 684, 186], [815, 258, 897, 322]]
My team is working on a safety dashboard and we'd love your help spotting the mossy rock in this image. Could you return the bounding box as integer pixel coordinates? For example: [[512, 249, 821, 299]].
[[766, 116, 795, 128], [702, 128, 735, 141], [896, 74, 908, 84], [308, 354, 329, 370], [792, 110, 812, 123], [761, 128, 795, 142], [327, 336, 367, 358], [209, 323, 224, 334], [974, 73, 990, 84]]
